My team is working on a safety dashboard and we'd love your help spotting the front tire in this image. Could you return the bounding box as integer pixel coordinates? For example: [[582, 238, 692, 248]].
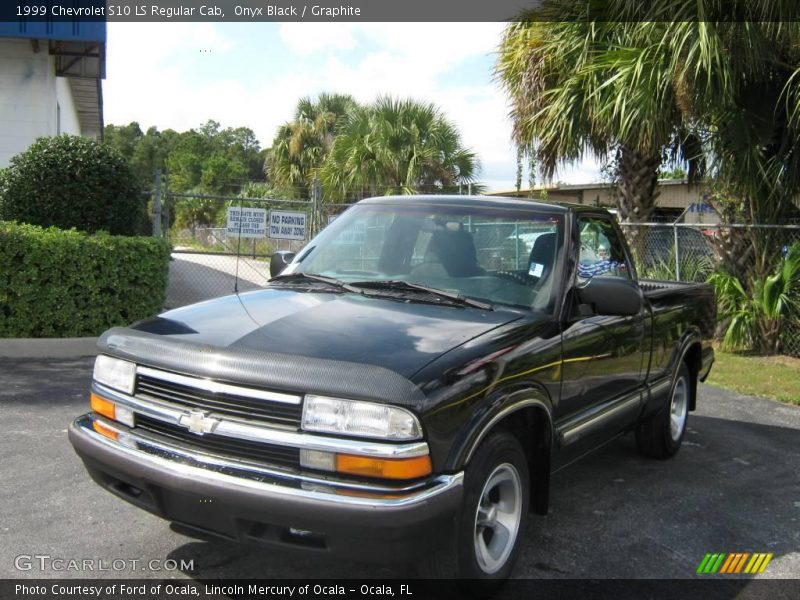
[[418, 430, 529, 594], [636, 362, 692, 459]]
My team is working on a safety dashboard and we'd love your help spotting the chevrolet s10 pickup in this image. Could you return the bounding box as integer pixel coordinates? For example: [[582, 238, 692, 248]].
[[69, 196, 715, 588]]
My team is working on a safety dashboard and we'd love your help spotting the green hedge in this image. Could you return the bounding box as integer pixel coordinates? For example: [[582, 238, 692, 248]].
[[0, 222, 171, 337], [0, 136, 148, 236]]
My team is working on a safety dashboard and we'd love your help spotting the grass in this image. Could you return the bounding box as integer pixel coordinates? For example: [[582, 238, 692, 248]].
[[705, 349, 800, 405]]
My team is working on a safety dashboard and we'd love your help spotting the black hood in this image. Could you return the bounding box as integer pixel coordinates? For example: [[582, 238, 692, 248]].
[[131, 288, 523, 380]]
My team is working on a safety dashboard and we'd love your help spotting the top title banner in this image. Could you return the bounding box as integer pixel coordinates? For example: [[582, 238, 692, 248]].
[[4, 1, 796, 23], [6, 0, 539, 22]]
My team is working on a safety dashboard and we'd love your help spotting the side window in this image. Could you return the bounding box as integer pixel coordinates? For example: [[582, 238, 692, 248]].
[[577, 217, 631, 280]]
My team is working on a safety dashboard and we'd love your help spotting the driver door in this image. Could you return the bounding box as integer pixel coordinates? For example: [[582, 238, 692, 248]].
[[555, 215, 647, 465]]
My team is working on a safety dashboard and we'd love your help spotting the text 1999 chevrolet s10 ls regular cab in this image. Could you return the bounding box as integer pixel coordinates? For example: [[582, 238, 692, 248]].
[[69, 196, 715, 589]]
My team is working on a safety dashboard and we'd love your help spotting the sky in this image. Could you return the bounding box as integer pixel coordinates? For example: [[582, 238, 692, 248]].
[[104, 22, 602, 192]]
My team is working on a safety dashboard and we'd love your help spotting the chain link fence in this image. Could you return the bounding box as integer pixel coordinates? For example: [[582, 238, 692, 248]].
[[619, 222, 800, 357], [154, 189, 314, 309], [146, 179, 800, 358]]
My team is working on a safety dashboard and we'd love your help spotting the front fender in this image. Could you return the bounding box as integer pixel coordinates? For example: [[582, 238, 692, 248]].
[[445, 385, 554, 472]]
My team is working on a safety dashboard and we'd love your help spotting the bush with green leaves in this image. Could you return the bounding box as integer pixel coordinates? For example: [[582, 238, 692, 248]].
[[638, 254, 715, 283], [708, 244, 800, 354], [0, 222, 171, 337], [0, 135, 147, 235]]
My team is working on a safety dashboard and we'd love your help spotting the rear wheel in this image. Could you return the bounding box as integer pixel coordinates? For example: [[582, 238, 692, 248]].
[[636, 362, 692, 458], [417, 430, 529, 594]]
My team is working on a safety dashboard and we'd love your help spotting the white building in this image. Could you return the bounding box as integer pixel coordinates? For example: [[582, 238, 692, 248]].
[[0, 21, 105, 167]]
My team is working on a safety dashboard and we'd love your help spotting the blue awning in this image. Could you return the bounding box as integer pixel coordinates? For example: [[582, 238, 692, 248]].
[[0, 20, 106, 44]]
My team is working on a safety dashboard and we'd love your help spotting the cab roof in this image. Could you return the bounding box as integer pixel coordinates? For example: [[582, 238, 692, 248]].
[[358, 194, 604, 215]]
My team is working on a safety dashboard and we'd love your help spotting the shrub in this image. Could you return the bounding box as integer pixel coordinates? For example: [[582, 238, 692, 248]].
[[0, 222, 171, 337], [0, 135, 147, 236], [708, 243, 800, 354]]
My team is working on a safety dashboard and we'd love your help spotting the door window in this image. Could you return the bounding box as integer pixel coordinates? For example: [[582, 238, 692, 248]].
[[577, 217, 631, 280]]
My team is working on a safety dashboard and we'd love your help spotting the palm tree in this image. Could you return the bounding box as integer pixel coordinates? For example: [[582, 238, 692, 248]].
[[496, 6, 800, 283], [267, 93, 358, 198], [495, 17, 705, 226], [320, 96, 479, 201]]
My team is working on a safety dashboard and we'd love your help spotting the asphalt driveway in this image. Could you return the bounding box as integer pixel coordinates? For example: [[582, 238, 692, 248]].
[[1, 358, 798, 584], [165, 253, 267, 309]]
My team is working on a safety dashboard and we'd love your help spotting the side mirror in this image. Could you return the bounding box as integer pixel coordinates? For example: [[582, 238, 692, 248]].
[[270, 251, 296, 277], [576, 276, 642, 317]]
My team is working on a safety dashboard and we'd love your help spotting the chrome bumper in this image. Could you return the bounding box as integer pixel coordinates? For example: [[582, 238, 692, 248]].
[[69, 414, 463, 508], [70, 414, 464, 562]]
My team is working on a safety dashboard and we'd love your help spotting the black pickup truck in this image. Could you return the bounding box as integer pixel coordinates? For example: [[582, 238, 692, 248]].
[[69, 196, 715, 587]]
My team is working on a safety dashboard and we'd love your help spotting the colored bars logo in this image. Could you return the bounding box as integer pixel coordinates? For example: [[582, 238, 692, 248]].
[[697, 553, 773, 574]]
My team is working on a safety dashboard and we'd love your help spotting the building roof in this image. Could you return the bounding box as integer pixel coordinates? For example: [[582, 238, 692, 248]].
[[489, 178, 688, 198]]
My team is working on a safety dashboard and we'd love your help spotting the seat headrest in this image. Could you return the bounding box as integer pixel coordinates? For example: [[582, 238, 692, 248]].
[[529, 232, 557, 266], [429, 229, 481, 277]]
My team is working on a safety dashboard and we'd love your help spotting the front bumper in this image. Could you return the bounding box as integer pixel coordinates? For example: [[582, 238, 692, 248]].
[[69, 415, 463, 563]]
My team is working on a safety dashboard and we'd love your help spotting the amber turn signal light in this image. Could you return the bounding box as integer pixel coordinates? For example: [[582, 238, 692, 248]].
[[90, 392, 116, 421], [92, 419, 119, 441], [335, 454, 432, 480]]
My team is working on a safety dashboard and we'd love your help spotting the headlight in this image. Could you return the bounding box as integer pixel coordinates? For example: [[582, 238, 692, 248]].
[[302, 395, 423, 440], [93, 355, 135, 395]]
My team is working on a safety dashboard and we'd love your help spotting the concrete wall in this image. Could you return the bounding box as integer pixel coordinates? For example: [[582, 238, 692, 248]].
[[0, 38, 81, 168], [55, 76, 80, 136]]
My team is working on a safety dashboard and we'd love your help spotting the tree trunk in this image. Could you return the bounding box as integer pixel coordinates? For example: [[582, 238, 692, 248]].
[[615, 146, 662, 269], [756, 316, 783, 355], [713, 226, 752, 284], [616, 146, 662, 223]]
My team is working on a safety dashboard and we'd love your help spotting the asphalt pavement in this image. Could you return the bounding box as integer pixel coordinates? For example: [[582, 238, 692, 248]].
[[1, 358, 798, 585], [165, 254, 269, 309]]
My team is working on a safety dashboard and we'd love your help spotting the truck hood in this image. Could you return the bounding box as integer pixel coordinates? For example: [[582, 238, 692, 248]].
[[129, 288, 523, 380]]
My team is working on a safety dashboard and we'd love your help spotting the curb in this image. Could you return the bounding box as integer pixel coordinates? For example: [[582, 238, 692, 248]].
[[0, 337, 98, 359]]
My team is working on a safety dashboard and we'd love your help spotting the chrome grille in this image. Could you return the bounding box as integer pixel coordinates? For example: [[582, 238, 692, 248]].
[[134, 371, 303, 428], [135, 415, 300, 471]]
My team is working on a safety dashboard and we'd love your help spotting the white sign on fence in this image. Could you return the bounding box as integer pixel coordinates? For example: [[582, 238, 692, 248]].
[[226, 207, 267, 238], [269, 210, 307, 240]]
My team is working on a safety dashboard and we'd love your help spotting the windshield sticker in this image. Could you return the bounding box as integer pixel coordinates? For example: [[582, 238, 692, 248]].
[[529, 263, 544, 278]]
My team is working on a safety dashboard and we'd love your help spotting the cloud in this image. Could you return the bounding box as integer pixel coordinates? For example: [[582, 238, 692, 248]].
[[104, 22, 601, 191], [279, 23, 357, 55], [105, 23, 313, 148], [289, 24, 515, 189], [278, 22, 503, 66], [108, 22, 233, 68], [552, 157, 605, 185], [284, 23, 532, 189]]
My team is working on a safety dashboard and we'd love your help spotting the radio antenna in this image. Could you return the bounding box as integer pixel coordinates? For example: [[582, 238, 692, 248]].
[[234, 196, 243, 294]]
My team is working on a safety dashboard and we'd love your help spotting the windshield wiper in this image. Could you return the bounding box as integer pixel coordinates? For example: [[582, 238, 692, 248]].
[[269, 272, 361, 293], [349, 280, 493, 310], [271, 274, 493, 310]]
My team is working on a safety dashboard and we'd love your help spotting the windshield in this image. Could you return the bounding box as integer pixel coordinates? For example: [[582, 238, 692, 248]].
[[282, 202, 565, 312]]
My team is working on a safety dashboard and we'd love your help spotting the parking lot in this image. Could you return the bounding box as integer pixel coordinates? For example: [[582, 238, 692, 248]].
[[1, 357, 798, 584]]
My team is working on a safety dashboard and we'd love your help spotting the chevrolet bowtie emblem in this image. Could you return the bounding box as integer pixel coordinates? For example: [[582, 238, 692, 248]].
[[179, 410, 219, 435]]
